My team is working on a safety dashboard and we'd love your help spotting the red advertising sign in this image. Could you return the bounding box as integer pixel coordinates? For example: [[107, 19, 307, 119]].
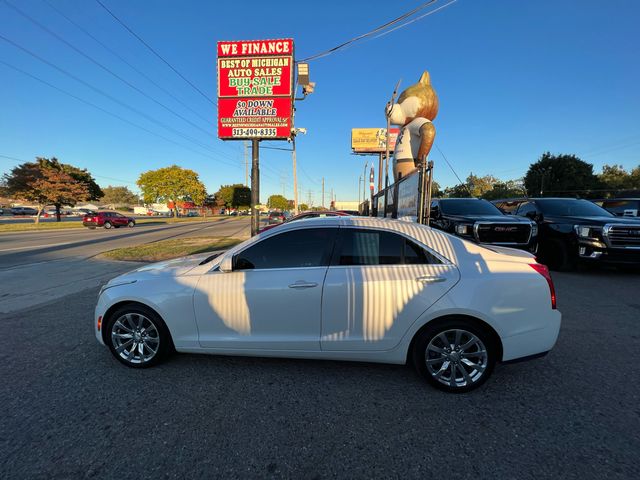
[[217, 38, 294, 140]]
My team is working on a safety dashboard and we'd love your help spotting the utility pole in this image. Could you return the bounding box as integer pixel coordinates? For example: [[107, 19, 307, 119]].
[[330, 188, 334, 209], [321, 177, 325, 209], [307, 189, 312, 207], [244, 141, 249, 187], [251, 139, 260, 236]]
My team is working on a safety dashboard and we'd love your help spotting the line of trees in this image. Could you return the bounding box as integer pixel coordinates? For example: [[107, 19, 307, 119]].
[[440, 153, 640, 200]]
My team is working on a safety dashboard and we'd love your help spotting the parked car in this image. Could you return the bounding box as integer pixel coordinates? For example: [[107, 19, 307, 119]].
[[599, 198, 640, 218], [267, 211, 286, 225], [95, 216, 561, 392], [492, 197, 640, 270], [74, 208, 97, 216], [429, 198, 538, 252], [83, 211, 135, 229], [11, 207, 39, 216], [260, 210, 350, 233]]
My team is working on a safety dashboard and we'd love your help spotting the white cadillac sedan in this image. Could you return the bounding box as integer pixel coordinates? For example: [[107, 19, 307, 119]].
[[95, 216, 561, 392]]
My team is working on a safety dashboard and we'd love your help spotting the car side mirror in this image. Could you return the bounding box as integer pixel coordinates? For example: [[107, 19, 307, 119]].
[[525, 211, 542, 222], [219, 255, 233, 273]]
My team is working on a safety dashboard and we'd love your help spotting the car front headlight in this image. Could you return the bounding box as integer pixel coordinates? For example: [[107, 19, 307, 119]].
[[574, 225, 602, 239], [531, 222, 538, 236], [455, 224, 472, 235]]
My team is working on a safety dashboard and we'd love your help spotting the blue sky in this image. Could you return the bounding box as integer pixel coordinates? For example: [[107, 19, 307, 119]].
[[1, 0, 638, 205]]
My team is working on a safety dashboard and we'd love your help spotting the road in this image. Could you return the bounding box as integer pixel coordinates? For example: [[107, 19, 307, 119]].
[[0, 217, 254, 313], [0, 267, 638, 479]]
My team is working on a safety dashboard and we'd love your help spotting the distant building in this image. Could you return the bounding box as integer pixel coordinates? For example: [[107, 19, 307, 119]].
[[331, 200, 360, 211]]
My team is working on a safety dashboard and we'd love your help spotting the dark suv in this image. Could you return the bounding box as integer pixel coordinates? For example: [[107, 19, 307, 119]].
[[429, 198, 538, 252], [493, 198, 640, 270]]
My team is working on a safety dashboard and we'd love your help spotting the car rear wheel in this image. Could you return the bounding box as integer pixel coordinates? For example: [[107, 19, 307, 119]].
[[412, 319, 496, 393], [103, 221, 112, 229], [127, 221, 135, 228], [105, 305, 172, 368]]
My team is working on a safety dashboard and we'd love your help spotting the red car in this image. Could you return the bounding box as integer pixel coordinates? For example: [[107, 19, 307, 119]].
[[259, 211, 350, 233], [83, 211, 136, 229]]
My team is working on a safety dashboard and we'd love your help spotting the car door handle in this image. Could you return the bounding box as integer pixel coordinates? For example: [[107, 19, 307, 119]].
[[288, 282, 318, 289], [416, 276, 447, 283]]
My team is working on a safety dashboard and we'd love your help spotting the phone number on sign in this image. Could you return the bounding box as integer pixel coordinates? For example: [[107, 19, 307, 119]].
[[232, 128, 278, 137]]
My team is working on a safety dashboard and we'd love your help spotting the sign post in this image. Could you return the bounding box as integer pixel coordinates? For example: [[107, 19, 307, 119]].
[[217, 38, 294, 235]]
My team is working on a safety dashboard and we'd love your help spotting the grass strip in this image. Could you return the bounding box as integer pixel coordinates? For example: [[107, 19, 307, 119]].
[[0, 215, 237, 233], [101, 236, 243, 262]]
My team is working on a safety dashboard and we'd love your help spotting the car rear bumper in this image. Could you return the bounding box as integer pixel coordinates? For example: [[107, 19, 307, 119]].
[[501, 309, 561, 362]]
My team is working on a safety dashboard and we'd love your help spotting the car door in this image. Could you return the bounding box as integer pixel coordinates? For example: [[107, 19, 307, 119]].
[[321, 227, 459, 351], [193, 227, 338, 350]]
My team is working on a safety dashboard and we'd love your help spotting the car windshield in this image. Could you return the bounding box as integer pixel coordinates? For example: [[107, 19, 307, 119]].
[[439, 199, 503, 216], [537, 199, 614, 217]]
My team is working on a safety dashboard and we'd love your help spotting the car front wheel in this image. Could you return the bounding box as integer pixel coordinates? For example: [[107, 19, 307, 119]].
[[412, 319, 497, 393], [127, 221, 135, 228], [105, 305, 172, 368]]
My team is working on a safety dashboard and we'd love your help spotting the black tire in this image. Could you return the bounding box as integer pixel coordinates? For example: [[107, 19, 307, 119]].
[[412, 318, 497, 393], [127, 221, 135, 228], [539, 238, 575, 271], [104, 304, 173, 368], [103, 221, 113, 229]]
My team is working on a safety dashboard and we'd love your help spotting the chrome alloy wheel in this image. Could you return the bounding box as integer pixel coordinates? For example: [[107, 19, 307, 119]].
[[111, 313, 160, 364], [425, 329, 488, 388]]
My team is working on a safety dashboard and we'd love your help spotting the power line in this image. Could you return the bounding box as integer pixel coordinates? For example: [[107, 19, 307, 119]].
[[3, 0, 217, 143], [94, 0, 216, 106], [41, 0, 212, 127], [0, 153, 138, 185], [0, 59, 244, 173], [0, 34, 240, 170], [433, 144, 473, 196], [299, 0, 455, 62]]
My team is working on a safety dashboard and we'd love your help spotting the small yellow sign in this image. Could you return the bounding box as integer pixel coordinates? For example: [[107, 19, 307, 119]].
[[351, 128, 398, 153]]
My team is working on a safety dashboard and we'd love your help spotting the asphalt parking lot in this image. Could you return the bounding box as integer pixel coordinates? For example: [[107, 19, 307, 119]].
[[1, 267, 639, 479]]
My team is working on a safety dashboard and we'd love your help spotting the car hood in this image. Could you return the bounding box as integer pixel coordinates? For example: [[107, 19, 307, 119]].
[[105, 252, 225, 285], [442, 214, 531, 224], [544, 215, 640, 225]]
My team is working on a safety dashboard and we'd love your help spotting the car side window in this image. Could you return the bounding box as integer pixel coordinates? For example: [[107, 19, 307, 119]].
[[337, 229, 440, 266], [234, 228, 337, 270], [516, 202, 537, 216]]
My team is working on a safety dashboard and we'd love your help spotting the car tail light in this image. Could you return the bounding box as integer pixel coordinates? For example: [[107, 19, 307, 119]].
[[529, 263, 556, 309]]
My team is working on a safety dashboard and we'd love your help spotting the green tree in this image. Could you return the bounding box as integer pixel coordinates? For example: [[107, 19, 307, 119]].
[[466, 173, 499, 198], [267, 194, 289, 210], [3, 161, 90, 224], [597, 164, 640, 195], [101, 185, 139, 208], [137, 165, 207, 217], [524, 152, 600, 197], [213, 184, 251, 210], [481, 180, 525, 200], [298, 203, 309, 211], [443, 183, 472, 198]]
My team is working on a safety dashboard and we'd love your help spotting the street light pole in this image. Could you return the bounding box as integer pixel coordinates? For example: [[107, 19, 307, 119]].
[[292, 135, 298, 214]]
